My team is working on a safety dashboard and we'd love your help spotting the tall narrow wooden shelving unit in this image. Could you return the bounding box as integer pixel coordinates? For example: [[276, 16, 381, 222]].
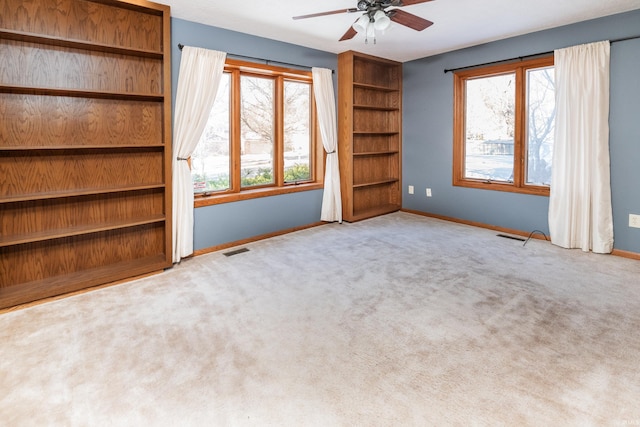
[[0, 0, 172, 309], [338, 50, 402, 222]]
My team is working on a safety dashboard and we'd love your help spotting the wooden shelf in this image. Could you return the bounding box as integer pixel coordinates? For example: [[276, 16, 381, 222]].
[[0, 29, 164, 59], [0, 184, 165, 204], [0, 144, 165, 151], [353, 82, 399, 92], [353, 104, 400, 111], [0, 84, 164, 101], [353, 178, 399, 189], [353, 131, 399, 135], [0, 254, 170, 309], [0, 216, 166, 247], [351, 204, 400, 222], [354, 150, 399, 157]]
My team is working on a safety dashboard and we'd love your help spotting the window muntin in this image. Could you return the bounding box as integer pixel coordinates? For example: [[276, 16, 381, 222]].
[[191, 60, 321, 205], [453, 56, 554, 196]]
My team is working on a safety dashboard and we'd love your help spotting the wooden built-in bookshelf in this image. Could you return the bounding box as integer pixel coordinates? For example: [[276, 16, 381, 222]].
[[0, 0, 172, 308], [338, 51, 402, 222]]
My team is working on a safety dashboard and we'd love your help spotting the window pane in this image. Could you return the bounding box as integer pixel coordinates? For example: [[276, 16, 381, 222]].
[[526, 66, 555, 186], [464, 74, 515, 182], [241, 75, 274, 187], [192, 73, 231, 193], [284, 80, 311, 183]]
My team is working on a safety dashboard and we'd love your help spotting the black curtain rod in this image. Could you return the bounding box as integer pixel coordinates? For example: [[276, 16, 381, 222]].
[[443, 34, 640, 74], [177, 43, 334, 73]]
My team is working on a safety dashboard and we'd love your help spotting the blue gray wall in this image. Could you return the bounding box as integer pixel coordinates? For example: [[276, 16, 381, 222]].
[[170, 18, 337, 251], [403, 10, 640, 253]]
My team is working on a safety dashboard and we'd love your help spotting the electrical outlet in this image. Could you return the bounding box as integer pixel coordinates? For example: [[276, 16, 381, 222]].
[[630, 214, 640, 228], [408, 185, 414, 195], [426, 188, 432, 197]]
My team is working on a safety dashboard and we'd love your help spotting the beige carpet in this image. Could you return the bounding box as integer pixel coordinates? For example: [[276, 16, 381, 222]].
[[2, 212, 640, 426]]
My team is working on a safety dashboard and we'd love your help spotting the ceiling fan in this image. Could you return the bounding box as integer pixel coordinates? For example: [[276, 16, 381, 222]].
[[292, 0, 434, 43]]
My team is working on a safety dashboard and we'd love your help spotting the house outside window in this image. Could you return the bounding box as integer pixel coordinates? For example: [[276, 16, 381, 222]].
[[191, 60, 324, 206], [453, 56, 555, 196]]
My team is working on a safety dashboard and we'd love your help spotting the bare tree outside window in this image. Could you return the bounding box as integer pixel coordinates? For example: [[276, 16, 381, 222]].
[[464, 73, 516, 182], [240, 75, 275, 187], [238, 77, 313, 186], [284, 80, 312, 183], [526, 66, 555, 186]]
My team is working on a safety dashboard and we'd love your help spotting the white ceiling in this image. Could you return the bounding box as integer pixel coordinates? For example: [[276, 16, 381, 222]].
[[163, 0, 640, 62]]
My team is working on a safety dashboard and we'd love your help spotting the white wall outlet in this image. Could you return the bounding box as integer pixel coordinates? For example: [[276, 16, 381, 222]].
[[630, 214, 640, 228], [426, 188, 432, 197], [408, 185, 414, 195]]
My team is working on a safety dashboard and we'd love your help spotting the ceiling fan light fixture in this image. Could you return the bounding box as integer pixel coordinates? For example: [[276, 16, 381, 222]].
[[352, 14, 370, 33], [373, 10, 391, 31], [292, 0, 435, 43]]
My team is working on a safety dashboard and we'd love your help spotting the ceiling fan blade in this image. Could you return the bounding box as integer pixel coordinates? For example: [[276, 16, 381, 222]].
[[388, 9, 433, 31], [339, 25, 358, 41], [391, 0, 434, 6], [293, 8, 358, 20]]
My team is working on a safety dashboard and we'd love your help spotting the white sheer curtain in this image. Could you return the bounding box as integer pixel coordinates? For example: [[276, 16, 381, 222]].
[[312, 67, 342, 222], [172, 47, 226, 262], [548, 41, 613, 253]]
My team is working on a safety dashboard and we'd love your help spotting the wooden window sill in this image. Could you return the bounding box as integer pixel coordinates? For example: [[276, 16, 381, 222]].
[[194, 182, 323, 207], [453, 178, 550, 196]]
